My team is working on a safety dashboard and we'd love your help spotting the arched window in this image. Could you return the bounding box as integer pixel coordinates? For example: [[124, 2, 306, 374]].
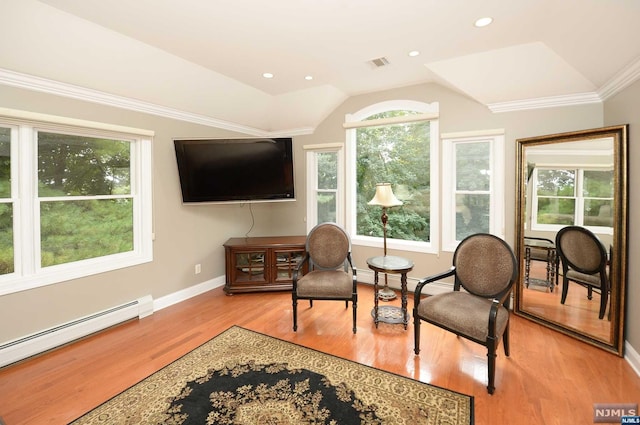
[[345, 100, 439, 253]]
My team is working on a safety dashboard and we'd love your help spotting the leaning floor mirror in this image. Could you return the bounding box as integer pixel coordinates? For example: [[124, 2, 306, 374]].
[[514, 125, 628, 355]]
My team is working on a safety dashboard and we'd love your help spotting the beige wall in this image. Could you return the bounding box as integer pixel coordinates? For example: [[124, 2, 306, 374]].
[[3, 79, 634, 358], [0, 85, 307, 342], [295, 82, 603, 278], [603, 79, 639, 350]]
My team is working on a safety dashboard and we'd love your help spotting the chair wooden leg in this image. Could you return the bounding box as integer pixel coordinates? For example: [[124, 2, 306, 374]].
[[351, 299, 357, 334], [487, 344, 497, 394], [413, 314, 421, 354], [503, 322, 510, 356], [561, 276, 569, 305], [599, 289, 608, 320], [292, 297, 298, 332]]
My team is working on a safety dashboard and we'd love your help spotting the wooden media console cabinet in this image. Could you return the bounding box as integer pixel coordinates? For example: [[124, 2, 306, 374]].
[[223, 236, 307, 294]]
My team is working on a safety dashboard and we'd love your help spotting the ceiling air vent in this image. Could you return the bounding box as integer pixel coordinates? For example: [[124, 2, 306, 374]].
[[369, 56, 390, 68]]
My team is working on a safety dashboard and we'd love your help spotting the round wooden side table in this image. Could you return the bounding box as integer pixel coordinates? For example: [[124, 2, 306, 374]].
[[366, 255, 414, 329]]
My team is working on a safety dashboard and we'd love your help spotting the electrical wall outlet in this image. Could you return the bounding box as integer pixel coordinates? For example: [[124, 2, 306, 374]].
[[195, 264, 201, 274]]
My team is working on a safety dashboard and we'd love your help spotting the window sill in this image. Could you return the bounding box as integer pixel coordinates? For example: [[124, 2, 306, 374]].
[[352, 235, 437, 255]]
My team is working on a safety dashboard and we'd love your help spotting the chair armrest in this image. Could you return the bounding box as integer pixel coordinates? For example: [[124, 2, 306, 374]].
[[413, 267, 456, 305], [487, 287, 513, 338], [487, 299, 501, 338], [293, 253, 310, 288], [347, 253, 357, 290]]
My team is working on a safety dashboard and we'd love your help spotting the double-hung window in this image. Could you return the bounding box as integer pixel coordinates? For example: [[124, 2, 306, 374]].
[[442, 131, 505, 251], [305, 144, 344, 231], [0, 110, 153, 295], [345, 101, 439, 253], [532, 167, 613, 232]]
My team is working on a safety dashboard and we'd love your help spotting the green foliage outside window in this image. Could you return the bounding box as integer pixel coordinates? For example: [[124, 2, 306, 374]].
[[535, 168, 613, 227], [536, 169, 576, 224], [38, 132, 131, 197], [0, 128, 13, 274], [37, 132, 134, 267], [40, 199, 133, 266], [356, 111, 430, 242], [317, 152, 337, 223], [454, 142, 491, 240], [583, 170, 614, 227]]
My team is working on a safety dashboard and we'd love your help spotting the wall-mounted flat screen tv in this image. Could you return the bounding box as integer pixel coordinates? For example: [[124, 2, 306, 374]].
[[174, 137, 295, 204]]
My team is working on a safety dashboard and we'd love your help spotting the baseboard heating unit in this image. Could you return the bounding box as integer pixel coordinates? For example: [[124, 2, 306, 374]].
[[0, 295, 153, 368]]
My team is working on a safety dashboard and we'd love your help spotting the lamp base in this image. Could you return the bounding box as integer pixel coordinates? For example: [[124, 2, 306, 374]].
[[378, 285, 397, 301]]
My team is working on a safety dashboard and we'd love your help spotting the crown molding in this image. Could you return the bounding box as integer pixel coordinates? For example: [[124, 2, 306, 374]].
[[0, 68, 313, 137], [488, 57, 640, 113], [598, 57, 640, 101], [487, 92, 602, 113]]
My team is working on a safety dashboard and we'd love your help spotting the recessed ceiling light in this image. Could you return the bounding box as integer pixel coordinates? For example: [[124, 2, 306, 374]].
[[408, 50, 420, 57], [474, 17, 493, 27], [305, 75, 313, 81], [262, 72, 274, 79]]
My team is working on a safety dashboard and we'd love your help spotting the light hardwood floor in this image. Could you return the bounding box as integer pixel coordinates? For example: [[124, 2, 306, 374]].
[[0, 284, 639, 424], [522, 261, 611, 340]]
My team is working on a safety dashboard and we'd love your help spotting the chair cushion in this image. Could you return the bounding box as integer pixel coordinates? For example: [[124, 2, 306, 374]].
[[296, 270, 353, 298], [417, 292, 509, 342], [566, 269, 606, 288], [529, 247, 551, 262]]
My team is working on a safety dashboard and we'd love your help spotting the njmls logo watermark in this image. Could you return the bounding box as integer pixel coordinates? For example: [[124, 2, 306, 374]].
[[593, 403, 638, 423]]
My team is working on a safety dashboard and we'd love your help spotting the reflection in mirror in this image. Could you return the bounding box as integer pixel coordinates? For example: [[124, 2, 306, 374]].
[[515, 126, 627, 356]]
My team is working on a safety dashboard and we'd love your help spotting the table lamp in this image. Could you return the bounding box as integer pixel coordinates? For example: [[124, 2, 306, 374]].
[[368, 183, 403, 300]]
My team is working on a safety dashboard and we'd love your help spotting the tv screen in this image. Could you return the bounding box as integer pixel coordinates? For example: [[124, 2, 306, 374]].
[[174, 137, 295, 203]]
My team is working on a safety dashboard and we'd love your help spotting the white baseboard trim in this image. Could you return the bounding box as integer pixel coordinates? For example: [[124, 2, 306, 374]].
[[0, 276, 226, 369], [625, 341, 640, 378], [153, 276, 226, 312], [0, 295, 153, 368]]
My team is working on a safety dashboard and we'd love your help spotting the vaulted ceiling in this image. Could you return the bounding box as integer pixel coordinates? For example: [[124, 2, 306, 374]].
[[2, 0, 640, 134]]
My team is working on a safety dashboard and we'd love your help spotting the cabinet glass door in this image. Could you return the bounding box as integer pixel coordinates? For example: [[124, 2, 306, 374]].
[[273, 248, 305, 283], [234, 250, 268, 283]]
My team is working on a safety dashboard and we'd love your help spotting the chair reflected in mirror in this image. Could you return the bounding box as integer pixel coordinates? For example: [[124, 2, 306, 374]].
[[555, 226, 609, 320], [523, 236, 557, 291]]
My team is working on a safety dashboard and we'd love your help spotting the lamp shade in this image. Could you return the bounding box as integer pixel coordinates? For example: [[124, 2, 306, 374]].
[[368, 183, 403, 207]]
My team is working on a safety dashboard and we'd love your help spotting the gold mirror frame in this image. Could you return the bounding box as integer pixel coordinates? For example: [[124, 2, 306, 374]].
[[514, 125, 628, 356]]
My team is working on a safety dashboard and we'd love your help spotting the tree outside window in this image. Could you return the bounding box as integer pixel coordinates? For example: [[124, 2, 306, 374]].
[[583, 170, 614, 227], [0, 112, 152, 296], [355, 111, 430, 242], [454, 142, 491, 240], [0, 127, 12, 275], [37, 132, 134, 267], [535, 169, 576, 225], [534, 168, 613, 228], [441, 133, 504, 251], [316, 151, 338, 224]]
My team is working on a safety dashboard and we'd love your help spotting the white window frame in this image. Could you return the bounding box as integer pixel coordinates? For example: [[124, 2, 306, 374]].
[[344, 100, 439, 254], [304, 143, 345, 231], [0, 108, 154, 296], [530, 166, 614, 235], [441, 130, 505, 252]]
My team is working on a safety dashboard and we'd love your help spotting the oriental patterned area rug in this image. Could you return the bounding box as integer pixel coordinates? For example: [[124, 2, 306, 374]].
[[71, 326, 473, 424]]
